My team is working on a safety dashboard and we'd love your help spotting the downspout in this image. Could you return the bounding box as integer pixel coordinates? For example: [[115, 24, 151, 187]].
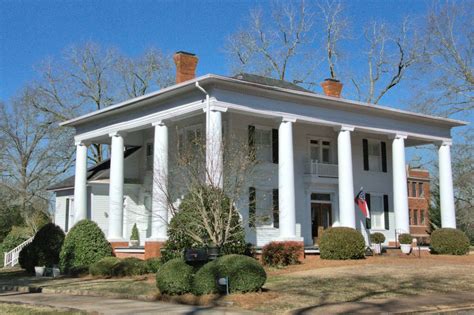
[[195, 81, 210, 137]]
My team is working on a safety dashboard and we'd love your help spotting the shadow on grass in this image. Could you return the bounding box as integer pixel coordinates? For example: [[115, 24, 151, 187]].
[[275, 274, 473, 314]]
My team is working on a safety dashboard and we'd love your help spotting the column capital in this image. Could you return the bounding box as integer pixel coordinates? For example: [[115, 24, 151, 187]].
[[388, 133, 408, 140], [74, 140, 88, 147], [109, 131, 126, 138], [438, 139, 452, 147], [335, 125, 354, 132], [281, 116, 297, 123], [152, 120, 168, 127], [202, 104, 228, 113]]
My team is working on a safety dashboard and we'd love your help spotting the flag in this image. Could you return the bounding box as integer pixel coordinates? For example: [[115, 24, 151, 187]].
[[355, 189, 370, 219]]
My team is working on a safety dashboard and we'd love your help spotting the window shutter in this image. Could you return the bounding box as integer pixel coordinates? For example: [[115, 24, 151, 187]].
[[249, 187, 256, 228], [248, 125, 256, 161], [65, 199, 70, 232], [363, 139, 369, 170], [381, 141, 387, 173], [365, 193, 371, 229], [273, 189, 279, 228], [272, 129, 279, 164], [383, 194, 389, 230]]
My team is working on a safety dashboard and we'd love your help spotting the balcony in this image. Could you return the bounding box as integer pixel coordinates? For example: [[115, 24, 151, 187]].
[[308, 160, 338, 178]]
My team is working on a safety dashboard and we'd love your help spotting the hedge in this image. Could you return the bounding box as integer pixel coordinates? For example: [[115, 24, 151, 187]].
[[89, 257, 149, 277], [60, 220, 112, 274], [145, 257, 162, 273], [319, 227, 366, 260], [216, 254, 266, 293], [156, 258, 194, 295], [262, 241, 303, 267], [430, 228, 470, 255], [192, 259, 220, 295], [89, 257, 121, 277], [0, 226, 31, 267]]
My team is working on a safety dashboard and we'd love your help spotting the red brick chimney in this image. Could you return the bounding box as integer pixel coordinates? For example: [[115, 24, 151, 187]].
[[173, 51, 198, 84], [321, 78, 343, 98]]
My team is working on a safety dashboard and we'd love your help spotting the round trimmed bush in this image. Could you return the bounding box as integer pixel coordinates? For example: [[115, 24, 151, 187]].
[[262, 241, 303, 267], [216, 254, 266, 293], [319, 227, 365, 260], [398, 233, 412, 244], [430, 228, 469, 255], [370, 232, 386, 244], [60, 220, 112, 274], [156, 258, 194, 295], [192, 260, 220, 295], [89, 257, 121, 277], [19, 242, 36, 273], [32, 223, 65, 267]]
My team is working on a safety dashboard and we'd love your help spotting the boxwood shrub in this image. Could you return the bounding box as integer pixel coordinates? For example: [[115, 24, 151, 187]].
[[216, 254, 266, 293], [319, 227, 365, 260], [89, 257, 121, 276], [90, 257, 148, 277], [398, 233, 412, 244], [145, 257, 162, 273], [192, 259, 220, 295], [370, 232, 386, 244], [262, 241, 303, 267], [156, 258, 194, 295], [60, 220, 112, 274], [430, 228, 470, 255]]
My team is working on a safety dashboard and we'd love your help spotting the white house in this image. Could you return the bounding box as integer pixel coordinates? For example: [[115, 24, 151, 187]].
[[49, 51, 466, 258]]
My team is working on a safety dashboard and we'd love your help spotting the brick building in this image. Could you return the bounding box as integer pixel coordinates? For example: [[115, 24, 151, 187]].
[[407, 167, 431, 242]]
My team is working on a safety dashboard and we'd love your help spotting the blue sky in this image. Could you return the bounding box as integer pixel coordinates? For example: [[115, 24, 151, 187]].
[[0, 0, 430, 107]]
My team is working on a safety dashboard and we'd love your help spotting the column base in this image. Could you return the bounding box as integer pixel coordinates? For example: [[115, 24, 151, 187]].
[[145, 240, 166, 259]]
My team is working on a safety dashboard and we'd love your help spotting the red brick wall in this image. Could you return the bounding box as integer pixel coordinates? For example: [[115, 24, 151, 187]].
[[407, 168, 431, 238]]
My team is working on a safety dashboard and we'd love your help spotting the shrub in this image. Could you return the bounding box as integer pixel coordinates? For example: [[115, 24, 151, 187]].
[[60, 220, 113, 274], [19, 242, 36, 273], [216, 254, 266, 293], [0, 226, 31, 266], [115, 257, 148, 276], [89, 257, 121, 277], [398, 233, 412, 244], [430, 228, 470, 255], [164, 187, 249, 261], [262, 241, 303, 267], [319, 227, 365, 260], [370, 232, 386, 244], [32, 223, 65, 267], [130, 224, 139, 242], [192, 259, 220, 295], [156, 258, 194, 295], [145, 257, 162, 273]]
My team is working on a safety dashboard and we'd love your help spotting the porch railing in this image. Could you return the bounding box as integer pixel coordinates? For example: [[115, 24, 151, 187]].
[[309, 160, 338, 177], [3, 236, 34, 268]]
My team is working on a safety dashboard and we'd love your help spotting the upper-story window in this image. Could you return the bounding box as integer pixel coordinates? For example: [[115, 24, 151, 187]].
[[248, 125, 278, 163], [178, 124, 203, 157], [309, 139, 332, 164], [363, 139, 387, 173]]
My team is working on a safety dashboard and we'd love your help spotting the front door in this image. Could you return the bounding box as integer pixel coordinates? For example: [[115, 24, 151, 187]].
[[311, 202, 332, 244]]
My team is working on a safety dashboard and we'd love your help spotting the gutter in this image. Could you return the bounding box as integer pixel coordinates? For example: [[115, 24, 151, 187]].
[[195, 81, 210, 134]]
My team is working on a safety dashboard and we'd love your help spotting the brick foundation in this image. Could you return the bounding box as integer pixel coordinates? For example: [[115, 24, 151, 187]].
[[109, 241, 129, 256], [144, 241, 165, 259], [115, 252, 145, 260]]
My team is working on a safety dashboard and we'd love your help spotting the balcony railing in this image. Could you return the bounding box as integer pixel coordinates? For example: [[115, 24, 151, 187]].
[[309, 160, 338, 177]]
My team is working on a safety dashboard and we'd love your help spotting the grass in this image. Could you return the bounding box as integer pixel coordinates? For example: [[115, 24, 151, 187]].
[[0, 302, 87, 315], [1, 255, 473, 314]]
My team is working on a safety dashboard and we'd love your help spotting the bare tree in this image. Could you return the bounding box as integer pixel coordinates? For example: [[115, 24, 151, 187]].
[[225, 0, 316, 83], [34, 42, 174, 164], [351, 18, 420, 104], [0, 88, 72, 230]]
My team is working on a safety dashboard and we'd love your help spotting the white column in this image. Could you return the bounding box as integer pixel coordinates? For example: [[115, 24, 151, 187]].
[[337, 126, 356, 228], [108, 132, 125, 240], [439, 141, 456, 228], [206, 109, 224, 188], [151, 122, 169, 240], [278, 118, 297, 239], [392, 134, 410, 233], [74, 142, 88, 224]]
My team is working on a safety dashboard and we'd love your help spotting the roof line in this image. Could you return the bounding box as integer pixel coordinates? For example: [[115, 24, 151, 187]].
[[61, 73, 468, 127]]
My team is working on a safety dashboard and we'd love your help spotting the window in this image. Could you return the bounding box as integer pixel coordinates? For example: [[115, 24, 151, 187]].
[[309, 139, 332, 164], [368, 140, 381, 171], [418, 183, 424, 197], [146, 143, 153, 170], [255, 128, 272, 162], [412, 182, 417, 197], [420, 210, 426, 225], [249, 187, 278, 227], [178, 125, 203, 156], [413, 209, 418, 225], [65, 198, 70, 232], [370, 195, 385, 229]]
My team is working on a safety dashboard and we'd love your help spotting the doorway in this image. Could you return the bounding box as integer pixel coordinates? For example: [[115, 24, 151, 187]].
[[310, 193, 333, 245]]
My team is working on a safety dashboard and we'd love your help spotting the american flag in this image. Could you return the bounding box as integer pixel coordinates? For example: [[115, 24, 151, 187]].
[[355, 189, 370, 219]]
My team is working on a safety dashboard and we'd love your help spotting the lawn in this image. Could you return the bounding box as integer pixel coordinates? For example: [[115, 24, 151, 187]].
[[1, 254, 473, 314], [0, 302, 87, 315]]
